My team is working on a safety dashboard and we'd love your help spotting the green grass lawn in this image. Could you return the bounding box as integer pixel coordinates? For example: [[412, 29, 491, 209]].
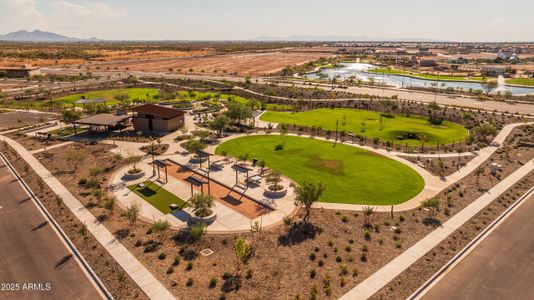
[[369, 68, 484, 82], [48, 126, 88, 136], [127, 180, 188, 214], [506, 78, 534, 87], [260, 108, 468, 146], [216, 135, 424, 205], [48, 88, 159, 107]]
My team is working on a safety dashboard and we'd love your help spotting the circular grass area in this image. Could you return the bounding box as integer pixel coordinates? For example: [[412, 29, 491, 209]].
[[216, 135, 424, 205], [260, 108, 469, 146]]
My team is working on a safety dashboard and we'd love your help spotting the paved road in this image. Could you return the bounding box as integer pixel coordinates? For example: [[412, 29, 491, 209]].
[[0, 161, 101, 299], [423, 194, 534, 300]]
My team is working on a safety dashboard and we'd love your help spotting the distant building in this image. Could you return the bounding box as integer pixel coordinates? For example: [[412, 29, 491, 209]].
[[0, 64, 41, 78], [130, 104, 185, 132], [481, 66, 507, 77], [497, 50, 520, 62], [419, 59, 436, 67]]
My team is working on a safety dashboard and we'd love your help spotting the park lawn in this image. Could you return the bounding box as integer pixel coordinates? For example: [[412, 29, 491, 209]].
[[506, 78, 534, 87], [369, 68, 483, 82], [48, 126, 88, 136], [216, 135, 424, 205], [260, 108, 468, 146], [177, 91, 250, 105], [128, 180, 188, 214], [49, 88, 159, 107]]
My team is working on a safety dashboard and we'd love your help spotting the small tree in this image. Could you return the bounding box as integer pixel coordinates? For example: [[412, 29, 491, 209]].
[[363, 206, 374, 225], [66, 148, 88, 173], [190, 222, 207, 245], [192, 130, 211, 144], [258, 159, 266, 176], [152, 219, 171, 241], [125, 155, 142, 173], [209, 115, 230, 137], [104, 195, 116, 216], [184, 138, 206, 154], [189, 193, 215, 217], [294, 182, 325, 224], [234, 237, 253, 274], [475, 167, 485, 184], [421, 198, 440, 216], [126, 202, 140, 227], [280, 123, 289, 146], [56, 195, 63, 212], [266, 170, 283, 191]]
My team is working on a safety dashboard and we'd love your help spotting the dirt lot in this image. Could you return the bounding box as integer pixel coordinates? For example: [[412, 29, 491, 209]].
[[0, 111, 57, 131], [95, 50, 332, 76]]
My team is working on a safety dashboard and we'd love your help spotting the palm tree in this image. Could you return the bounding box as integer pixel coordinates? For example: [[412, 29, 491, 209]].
[[294, 182, 325, 224]]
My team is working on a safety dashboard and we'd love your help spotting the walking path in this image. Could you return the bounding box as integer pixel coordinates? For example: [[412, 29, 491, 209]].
[[0, 135, 176, 300], [30, 141, 73, 154], [109, 152, 296, 234], [339, 159, 534, 300]]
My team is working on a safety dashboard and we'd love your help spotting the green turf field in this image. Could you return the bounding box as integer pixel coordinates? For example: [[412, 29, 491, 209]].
[[260, 108, 468, 146], [128, 180, 188, 214], [216, 135, 424, 205], [368, 68, 484, 82], [50, 88, 159, 106]]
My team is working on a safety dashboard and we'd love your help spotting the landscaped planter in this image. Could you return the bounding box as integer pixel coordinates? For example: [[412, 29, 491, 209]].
[[264, 186, 287, 198], [189, 155, 208, 164], [123, 170, 145, 180], [190, 210, 217, 224]]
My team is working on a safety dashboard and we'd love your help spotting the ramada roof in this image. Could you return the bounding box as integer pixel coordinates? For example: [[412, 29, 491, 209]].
[[73, 114, 130, 126], [130, 104, 184, 119]]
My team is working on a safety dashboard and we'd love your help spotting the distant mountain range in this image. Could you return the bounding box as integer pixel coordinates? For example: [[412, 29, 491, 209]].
[[0, 29, 442, 43], [0, 30, 101, 42], [254, 35, 443, 42]]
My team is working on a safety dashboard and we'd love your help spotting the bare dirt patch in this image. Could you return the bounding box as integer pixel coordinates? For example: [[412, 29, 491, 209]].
[[98, 50, 331, 76], [0, 111, 56, 131]]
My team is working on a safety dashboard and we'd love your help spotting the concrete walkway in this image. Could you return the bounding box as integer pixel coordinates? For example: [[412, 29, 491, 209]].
[[30, 141, 73, 154], [109, 152, 296, 234], [339, 159, 534, 300], [0, 135, 176, 300]]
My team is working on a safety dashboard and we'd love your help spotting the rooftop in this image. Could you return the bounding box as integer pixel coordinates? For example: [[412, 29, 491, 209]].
[[73, 114, 130, 126], [130, 104, 184, 119]]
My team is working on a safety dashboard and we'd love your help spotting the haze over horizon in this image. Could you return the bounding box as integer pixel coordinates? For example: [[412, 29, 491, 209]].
[[1, 0, 533, 42]]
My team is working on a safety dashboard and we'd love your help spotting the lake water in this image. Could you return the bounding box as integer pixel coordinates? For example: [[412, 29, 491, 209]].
[[306, 63, 534, 96]]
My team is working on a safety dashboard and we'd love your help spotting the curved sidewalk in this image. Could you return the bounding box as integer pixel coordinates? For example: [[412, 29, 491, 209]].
[[0, 135, 176, 300], [340, 159, 534, 300]]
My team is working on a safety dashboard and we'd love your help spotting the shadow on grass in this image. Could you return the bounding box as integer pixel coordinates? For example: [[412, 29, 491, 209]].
[[278, 222, 322, 246]]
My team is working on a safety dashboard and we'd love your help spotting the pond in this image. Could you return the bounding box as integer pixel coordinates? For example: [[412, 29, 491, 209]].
[[306, 63, 534, 95]]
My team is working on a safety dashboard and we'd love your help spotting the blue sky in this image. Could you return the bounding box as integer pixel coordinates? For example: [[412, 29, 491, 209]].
[[1, 0, 533, 41]]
